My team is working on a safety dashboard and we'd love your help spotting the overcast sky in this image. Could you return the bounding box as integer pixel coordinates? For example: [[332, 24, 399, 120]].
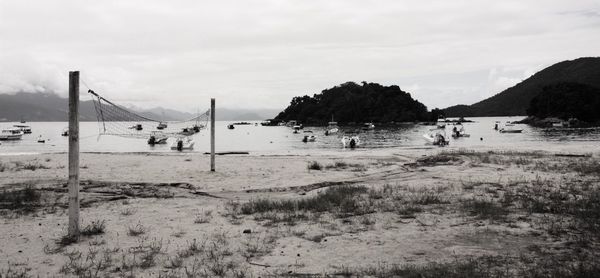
[[1, 0, 599, 112]]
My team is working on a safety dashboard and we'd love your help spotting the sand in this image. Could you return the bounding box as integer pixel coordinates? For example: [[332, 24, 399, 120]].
[[0, 148, 599, 277]]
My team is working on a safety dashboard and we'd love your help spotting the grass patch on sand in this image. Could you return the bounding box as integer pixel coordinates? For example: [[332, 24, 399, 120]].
[[307, 161, 323, 171], [0, 186, 41, 213], [240, 185, 368, 216]]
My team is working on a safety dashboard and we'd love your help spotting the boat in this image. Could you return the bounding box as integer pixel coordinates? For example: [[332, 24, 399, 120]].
[[156, 122, 168, 130], [61, 128, 69, 136], [179, 127, 195, 136], [37, 135, 46, 143], [451, 125, 470, 138], [293, 124, 303, 130], [436, 124, 446, 129], [362, 123, 375, 130], [0, 128, 23, 140], [302, 135, 316, 142], [325, 116, 339, 136], [170, 137, 195, 151], [499, 128, 523, 133], [148, 132, 168, 145], [423, 130, 449, 146], [341, 136, 360, 148], [13, 125, 32, 134], [192, 124, 203, 133], [129, 124, 143, 131], [227, 124, 235, 129]]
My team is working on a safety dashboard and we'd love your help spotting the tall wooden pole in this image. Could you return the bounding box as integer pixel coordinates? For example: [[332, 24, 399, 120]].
[[210, 98, 215, 171], [68, 71, 80, 237]]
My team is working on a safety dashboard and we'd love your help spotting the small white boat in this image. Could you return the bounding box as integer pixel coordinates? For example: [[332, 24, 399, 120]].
[[171, 137, 195, 151], [499, 128, 523, 133], [341, 136, 360, 148], [325, 120, 340, 135], [0, 128, 23, 140], [362, 123, 375, 130], [302, 135, 316, 142], [423, 130, 449, 146], [436, 124, 446, 129], [13, 125, 32, 134]]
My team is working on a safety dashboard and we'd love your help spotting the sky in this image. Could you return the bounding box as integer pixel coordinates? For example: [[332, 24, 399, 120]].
[[1, 0, 599, 112]]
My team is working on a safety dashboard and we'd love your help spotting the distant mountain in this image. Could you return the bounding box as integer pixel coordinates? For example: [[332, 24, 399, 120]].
[[275, 81, 430, 124], [0, 92, 280, 122], [444, 57, 600, 117]]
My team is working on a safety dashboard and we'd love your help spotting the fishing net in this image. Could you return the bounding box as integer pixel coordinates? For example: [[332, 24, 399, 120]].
[[88, 90, 210, 139]]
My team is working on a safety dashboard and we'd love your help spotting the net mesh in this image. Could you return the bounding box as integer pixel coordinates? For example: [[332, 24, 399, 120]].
[[88, 89, 210, 139]]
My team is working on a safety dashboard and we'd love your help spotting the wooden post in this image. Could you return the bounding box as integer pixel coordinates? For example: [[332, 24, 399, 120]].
[[210, 98, 215, 171], [68, 71, 80, 237]]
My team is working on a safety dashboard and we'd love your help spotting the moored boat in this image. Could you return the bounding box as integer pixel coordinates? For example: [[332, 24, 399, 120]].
[[302, 135, 316, 142], [499, 128, 523, 133], [170, 137, 195, 151], [13, 125, 32, 134], [341, 136, 360, 148], [156, 122, 168, 130], [362, 123, 375, 130], [423, 130, 449, 146], [148, 131, 168, 145], [0, 128, 23, 140]]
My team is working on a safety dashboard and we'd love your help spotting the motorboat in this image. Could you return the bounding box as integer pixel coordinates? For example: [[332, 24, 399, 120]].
[[179, 127, 195, 136], [171, 137, 195, 151], [129, 124, 143, 131], [227, 124, 235, 129], [61, 128, 69, 136], [362, 123, 375, 130], [0, 128, 23, 140], [13, 125, 32, 134], [192, 124, 203, 133], [451, 125, 470, 138], [341, 136, 360, 148], [325, 117, 339, 135], [148, 132, 168, 145], [156, 122, 168, 130], [37, 135, 46, 143], [302, 135, 316, 142], [436, 124, 446, 129], [423, 130, 449, 146]]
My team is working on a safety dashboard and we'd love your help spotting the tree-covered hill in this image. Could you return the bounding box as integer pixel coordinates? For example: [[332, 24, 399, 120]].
[[527, 82, 600, 123], [275, 82, 430, 125], [444, 57, 600, 117]]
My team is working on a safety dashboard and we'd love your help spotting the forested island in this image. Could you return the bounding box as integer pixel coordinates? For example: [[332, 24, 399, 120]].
[[275, 82, 436, 125]]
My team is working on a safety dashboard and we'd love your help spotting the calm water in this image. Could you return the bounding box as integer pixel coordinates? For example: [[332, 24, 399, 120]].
[[1, 117, 599, 155]]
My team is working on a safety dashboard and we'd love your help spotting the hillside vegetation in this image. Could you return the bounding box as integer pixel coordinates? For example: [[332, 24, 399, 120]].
[[275, 82, 430, 125], [527, 82, 600, 123], [445, 57, 600, 117]]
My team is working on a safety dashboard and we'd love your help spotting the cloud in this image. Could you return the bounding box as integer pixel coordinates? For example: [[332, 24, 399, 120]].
[[0, 0, 599, 111]]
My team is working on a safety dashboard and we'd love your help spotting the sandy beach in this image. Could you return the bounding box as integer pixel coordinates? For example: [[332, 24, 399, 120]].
[[1, 148, 600, 277]]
